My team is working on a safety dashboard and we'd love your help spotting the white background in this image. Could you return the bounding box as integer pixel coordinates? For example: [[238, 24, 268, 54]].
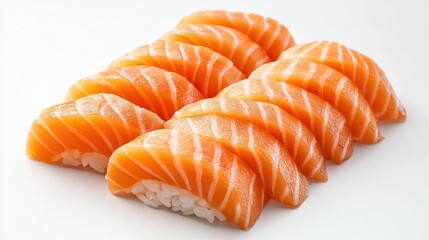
[[1, 0, 429, 239]]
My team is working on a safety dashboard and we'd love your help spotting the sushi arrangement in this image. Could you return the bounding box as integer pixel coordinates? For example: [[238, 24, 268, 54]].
[[26, 10, 406, 230]]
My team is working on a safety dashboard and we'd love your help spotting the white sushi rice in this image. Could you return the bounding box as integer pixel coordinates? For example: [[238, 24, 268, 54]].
[[130, 179, 226, 223], [52, 149, 109, 173]]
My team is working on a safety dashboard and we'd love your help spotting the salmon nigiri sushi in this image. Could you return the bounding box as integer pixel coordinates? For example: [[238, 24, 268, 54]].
[[108, 40, 245, 97], [107, 129, 264, 230], [171, 98, 327, 182], [279, 41, 406, 121], [65, 66, 203, 120], [165, 115, 309, 206], [218, 79, 353, 163], [250, 59, 382, 144], [161, 24, 271, 76], [178, 10, 295, 60], [27, 94, 164, 173]]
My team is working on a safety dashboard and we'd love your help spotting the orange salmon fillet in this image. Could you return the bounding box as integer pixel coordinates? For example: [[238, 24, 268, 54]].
[[218, 79, 353, 163], [279, 41, 406, 121], [171, 98, 327, 182], [161, 24, 271, 76], [108, 40, 245, 97], [27, 94, 164, 173], [178, 10, 295, 60], [165, 115, 309, 207], [250, 59, 382, 144], [107, 129, 264, 230], [65, 66, 203, 120]]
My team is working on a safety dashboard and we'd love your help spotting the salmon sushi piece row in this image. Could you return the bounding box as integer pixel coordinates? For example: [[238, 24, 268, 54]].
[[165, 115, 309, 207], [65, 66, 203, 120], [218, 79, 353, 164], [108, 40, 245, 98], [250, 59, 382, 144], [279, 41, 406, 121], [171, 98, 327, 182], [27, 94, 164, 173], [161, 24, 271, 77], [26, 10, 408, 231], [178, 10, 295, 60], [107, 129, 265, 230]]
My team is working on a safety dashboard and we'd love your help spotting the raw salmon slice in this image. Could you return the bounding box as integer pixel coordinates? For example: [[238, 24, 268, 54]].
[[65, 66, 203, 120], [218, 79, 353, 163], [26, 93, 164, 173], [279, 41, 406, 121], [108, 40, 245, 97], [178, 10, 295, 60], [165, 115, 309, 207], [171, 98, 327, 182], [161, 24, 271, 76], [250, 59, 382, 144], [107, 129, 264, 230]]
